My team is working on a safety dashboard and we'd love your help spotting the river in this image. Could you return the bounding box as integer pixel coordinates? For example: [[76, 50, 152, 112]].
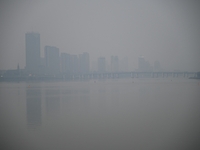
[[0, 78, 200, 150]]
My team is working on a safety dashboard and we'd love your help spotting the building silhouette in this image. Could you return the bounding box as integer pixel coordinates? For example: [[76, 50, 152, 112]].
[[138, 56, 152, 72], [24, 32, 92, 77], [61, 53, 71, 74], [79, 52, 90, 74], [61, 52, 90, 76], [70, 55, 79, 74], [25, 32, 40, 74], [120, 57, 129, 72], [44, 46, 60, 76], [111, 55, 119, 72], [98, 57, 106, 73]]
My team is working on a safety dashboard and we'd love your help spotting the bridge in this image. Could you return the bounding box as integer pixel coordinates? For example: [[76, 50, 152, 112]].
[[1, 71, 198, 82], [63, 71, 198, 80]]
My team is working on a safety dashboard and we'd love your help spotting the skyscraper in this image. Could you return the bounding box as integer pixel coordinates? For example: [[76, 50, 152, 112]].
[[111, 55, 119, 72], [44, 46, 60, 75], [25, 32, 40, 74], [138, 56, 152, 72], [61, 52, 70, 74], [138, 56, 145, 71], [120, 57, 129, 72], [70, 55, 79, 74], [79, 52, 90, 74]]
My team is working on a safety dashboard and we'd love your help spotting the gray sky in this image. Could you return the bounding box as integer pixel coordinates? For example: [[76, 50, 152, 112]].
[[0, 0, 200, 71]]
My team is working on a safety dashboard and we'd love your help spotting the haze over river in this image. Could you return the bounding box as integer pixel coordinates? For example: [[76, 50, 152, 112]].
[[0, 78, 200, 150]]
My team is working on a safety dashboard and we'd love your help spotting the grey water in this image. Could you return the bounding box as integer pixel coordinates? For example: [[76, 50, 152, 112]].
[[0, 78, 200, 150]]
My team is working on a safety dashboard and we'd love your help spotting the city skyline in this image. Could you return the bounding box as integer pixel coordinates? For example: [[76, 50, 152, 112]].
[[24, 32, 164, 73], [3, 32, 166, 74], [24, 32, 121, 73], [0, 1, 200, 72], [1, 30, 199, 72], [2, 32, 198, 80]]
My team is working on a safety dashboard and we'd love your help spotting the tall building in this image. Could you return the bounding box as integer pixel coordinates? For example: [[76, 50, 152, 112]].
[[120, 57, 129, 72], [61, 53, 70, 74], [138, 56, 145, 71], [98, 57, 106, 73], [111, 55, 119, 72], [70, 55, 79, 74], [44, 46, 60, 75], [25, 32, 40, 74], [138, 56, 152, 72], [79, 52, 90, 74]]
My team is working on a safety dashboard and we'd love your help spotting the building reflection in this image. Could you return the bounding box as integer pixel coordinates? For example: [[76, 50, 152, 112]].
[[110, 86, 120, 111], [45, 89, 60, 118], [26, 86, 42, 128], [61, 86, 90, 114], [97, 87, 107, 110], [78, 88, 90, 114]]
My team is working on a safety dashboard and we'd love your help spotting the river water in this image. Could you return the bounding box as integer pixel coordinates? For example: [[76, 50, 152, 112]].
[[0, 78, 200, 150]]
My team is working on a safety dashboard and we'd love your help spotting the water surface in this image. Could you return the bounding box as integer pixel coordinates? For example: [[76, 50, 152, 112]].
[[0, 78, 200, 149]]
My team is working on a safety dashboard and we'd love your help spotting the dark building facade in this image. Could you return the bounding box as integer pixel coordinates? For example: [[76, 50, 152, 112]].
[[44, 46, 60, 76], [138, 56, 152, 72], [25, 32, 40, 74], [111, 55, 119, 72], [70, 55, 79, 74], [61, 53, 71, 74], [79, 52, 90, 74]]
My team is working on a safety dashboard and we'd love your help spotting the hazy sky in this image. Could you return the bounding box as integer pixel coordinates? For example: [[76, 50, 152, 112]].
[[0, 0, 200, 71]]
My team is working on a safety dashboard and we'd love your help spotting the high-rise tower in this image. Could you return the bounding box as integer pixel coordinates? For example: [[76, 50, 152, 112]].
[[138, 56, 152, 72], [79, 52, 90, 74], [111, 55, 119, 72], [44, 46, 60, 75], [61, 53, 71, 74], [25, 32, 40, 74]]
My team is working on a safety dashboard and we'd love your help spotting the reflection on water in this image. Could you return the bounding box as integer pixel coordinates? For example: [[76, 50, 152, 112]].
[[45, 88, 60, 119], [1, 79, 200, 149], [26, 86, 41, 128], [60, 84, 90, 115]]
